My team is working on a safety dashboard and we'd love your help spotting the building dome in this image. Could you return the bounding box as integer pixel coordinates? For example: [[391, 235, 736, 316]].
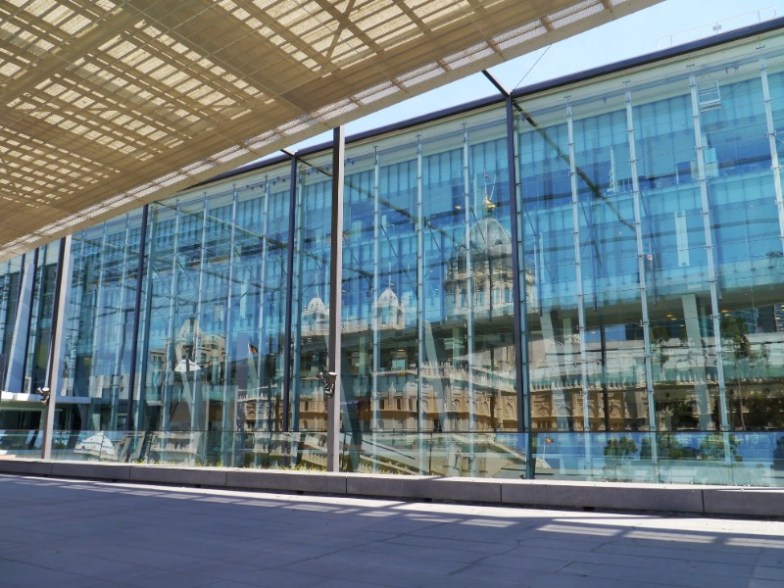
[[306, 296, 327, 314], [302, 295, 329, 335], [374, 286, 404, 329], [374, 286, 400, 309], [469, 216, 512, 258]]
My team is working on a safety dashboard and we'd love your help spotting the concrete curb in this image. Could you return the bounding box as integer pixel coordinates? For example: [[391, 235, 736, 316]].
[[1, 459, 781, 518], [500, 479, 706, 513], [129, 465, 227, 487], [702, 487, 784, 517], [51, 462, 131, 481], [225, 469, 348, 494], [0, 459, 53, 476]]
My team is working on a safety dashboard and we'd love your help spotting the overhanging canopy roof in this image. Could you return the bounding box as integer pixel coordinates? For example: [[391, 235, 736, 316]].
[[0, 0, 662, 260]]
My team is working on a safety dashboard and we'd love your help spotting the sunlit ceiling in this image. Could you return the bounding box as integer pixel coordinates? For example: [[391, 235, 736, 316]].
[[0, 0, 663, 260]]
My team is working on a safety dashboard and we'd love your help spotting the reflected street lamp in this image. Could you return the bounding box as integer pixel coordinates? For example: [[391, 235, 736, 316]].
[[37, 387, 51, 405]]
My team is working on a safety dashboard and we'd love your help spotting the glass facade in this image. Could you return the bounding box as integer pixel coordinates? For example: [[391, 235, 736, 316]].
[[3, 22, 784, 485]]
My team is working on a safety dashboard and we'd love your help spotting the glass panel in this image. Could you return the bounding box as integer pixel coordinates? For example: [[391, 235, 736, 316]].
[[340, 104, 518, 475], [231, 175, 292, 465], [520, 89, 650, 435], [137, 166, 293, 466], [530, 431, 784, 485], [63, 214, 142, 433], [517, 30, 784, 447], [24, 243, 60, 394], [0, 256, 24, 390], [292, 154, 332, 435]]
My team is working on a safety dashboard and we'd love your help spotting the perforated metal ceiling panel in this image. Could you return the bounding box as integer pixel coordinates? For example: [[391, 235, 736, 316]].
[[0, 0, 662, 259]]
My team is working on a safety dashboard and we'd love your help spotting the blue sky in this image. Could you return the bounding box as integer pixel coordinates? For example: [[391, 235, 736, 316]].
[[286, 0, 784, 152]]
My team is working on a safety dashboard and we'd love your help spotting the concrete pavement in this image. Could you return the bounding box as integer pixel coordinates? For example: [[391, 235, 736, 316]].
[[1, 473, 783, 587]]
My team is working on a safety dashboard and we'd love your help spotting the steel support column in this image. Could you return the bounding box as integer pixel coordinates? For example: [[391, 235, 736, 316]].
[[41, 236, 71, 460], [504, 95, 531, 477], [282, 155, 298, 432], [327, 126, 345, 472], [127, 205, 149, 432]]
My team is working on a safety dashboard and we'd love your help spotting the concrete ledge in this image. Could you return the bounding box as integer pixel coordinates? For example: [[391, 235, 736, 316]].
[[501, 480, 705, 513], [51, 462, 132, 481], [346, 473, 436, 499], [129, 465, 227, 488], [703, 487, 784, 517], [225, 469, 347, 495], [1, 459, 782, 518], [423, 477, 503, 503], [346, 475, 502, 503], [0, 459, 53, 476], [501, 480, 703, 513]]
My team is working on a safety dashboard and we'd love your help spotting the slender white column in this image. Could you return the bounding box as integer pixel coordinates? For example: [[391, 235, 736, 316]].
[[760, 59, 784, 256], [41, 236, 71, 460], [415, 139, 428, 471], [162, 205, 181, 436], [416, 139, 426, 436], [109, 220, 132, 431], [372, 148, 381, 436], [626, 92, 659, 470], [222, 188, 238, 466], [190, 199, 208, 432], [135, 208, 156, 433], [327, 126, 345, 472], [689, 75, 729, 432], [462, 129, 476, 435], [256, 179, 271, 433], [566, 105, 591, 455], [88, 226, 108, 428]]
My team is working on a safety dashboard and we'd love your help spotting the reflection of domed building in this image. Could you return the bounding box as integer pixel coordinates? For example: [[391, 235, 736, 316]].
[[471, 212, 515, 259], [288, 202, 527, 442], [374, 286, 405, 330], [302, 296, 329, 336], [444, 208, 521, 318]]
